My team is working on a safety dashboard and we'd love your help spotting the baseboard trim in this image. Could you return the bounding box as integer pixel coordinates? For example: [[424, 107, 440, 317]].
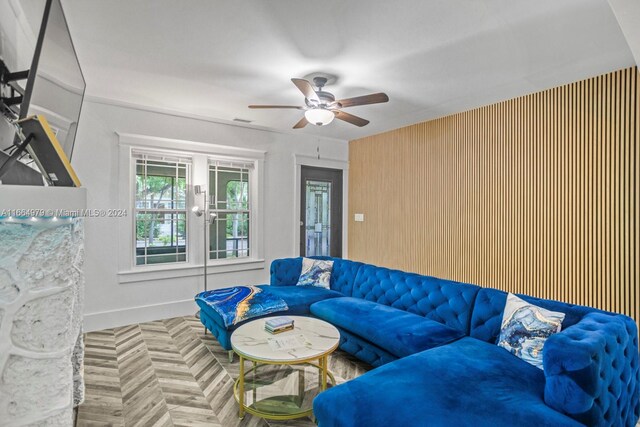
[[83, 299, 198, 332]]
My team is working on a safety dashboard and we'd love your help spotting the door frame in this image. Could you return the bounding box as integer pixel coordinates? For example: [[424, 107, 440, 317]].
[[300, 165, 343, 258], [293, 154, 348, 258]]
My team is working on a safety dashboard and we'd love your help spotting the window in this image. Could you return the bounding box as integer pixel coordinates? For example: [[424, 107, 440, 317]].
[[208, 161, 251, 259], [120, 134, 265, 279], [134, 152, 189, 265]]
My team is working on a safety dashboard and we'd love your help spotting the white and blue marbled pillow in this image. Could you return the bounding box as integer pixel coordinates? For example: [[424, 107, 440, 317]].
[[296, 258, 333, 289], [497, 293, 565, 370]]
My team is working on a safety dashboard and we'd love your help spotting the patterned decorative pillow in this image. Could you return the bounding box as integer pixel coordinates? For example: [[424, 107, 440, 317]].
[[497, 293, 565, 369], [296, 258, 333, 289]]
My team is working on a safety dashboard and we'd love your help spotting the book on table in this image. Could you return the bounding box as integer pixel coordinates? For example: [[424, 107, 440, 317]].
[[265, 316, 294, 328], [265, 324, 295, 334], [265, 316, 294, 334]]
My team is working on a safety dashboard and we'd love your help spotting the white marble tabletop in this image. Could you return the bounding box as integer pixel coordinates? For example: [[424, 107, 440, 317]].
[[231, 316, 340, 363]]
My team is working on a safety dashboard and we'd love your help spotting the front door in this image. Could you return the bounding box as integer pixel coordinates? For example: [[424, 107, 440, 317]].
[[300, 166, 343, 258]]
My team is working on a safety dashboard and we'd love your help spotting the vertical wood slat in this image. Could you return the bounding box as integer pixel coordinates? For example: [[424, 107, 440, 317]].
[[348, 66, 640, 328]]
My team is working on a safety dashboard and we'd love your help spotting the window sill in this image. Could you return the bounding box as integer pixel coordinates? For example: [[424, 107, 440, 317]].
[[118, 258, 266, 284]]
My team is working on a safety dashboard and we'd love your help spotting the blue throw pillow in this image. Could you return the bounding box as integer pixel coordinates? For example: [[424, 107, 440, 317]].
[[296, 258, 333, 289], [497, 293, 565, 369]]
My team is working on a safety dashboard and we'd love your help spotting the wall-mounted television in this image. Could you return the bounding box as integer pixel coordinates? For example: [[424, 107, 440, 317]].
[[0, 0, 85, 185]]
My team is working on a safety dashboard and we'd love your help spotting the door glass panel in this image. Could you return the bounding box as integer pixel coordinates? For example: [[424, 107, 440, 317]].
[[305, 180, 331, 256]]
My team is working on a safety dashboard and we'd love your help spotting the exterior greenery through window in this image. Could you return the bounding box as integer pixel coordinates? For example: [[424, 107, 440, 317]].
[[135, 156, 188, 265], [209, 162, 250, 259]]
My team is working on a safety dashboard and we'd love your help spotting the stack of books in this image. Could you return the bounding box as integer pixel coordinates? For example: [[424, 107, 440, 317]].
[[265, 317, 295, 334]]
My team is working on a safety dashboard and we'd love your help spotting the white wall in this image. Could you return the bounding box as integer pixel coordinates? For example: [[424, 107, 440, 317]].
[[73, 100, 348, 332], [607, 0, 640, 66]]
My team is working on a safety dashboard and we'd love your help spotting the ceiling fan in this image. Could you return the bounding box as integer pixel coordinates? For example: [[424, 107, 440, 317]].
[[248, 77, 389, 128]]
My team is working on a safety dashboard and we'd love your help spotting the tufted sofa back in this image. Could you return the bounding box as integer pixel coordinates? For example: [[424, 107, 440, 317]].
[[270, 257, 480, 334], [469, 288, 602, 343], [270, 257, 364, 295], [351, 264, 480, 335]]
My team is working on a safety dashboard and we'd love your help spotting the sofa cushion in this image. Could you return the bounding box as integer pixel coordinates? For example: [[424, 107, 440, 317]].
[[351, 264, 480, 334], [296, 257, 333, 289], [313, 337, 583, 427], [260, 284, 343, 312], [270, 257, 363, 296], [497, 293, 565, 369], [311, 297, 464, 358], [470, 288, 600, 344], [196, 284, 342, 331]]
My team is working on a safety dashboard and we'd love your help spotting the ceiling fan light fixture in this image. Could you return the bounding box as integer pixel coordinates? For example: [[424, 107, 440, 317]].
[[248, 77, 388, 129], [304, 108, 335, 126]]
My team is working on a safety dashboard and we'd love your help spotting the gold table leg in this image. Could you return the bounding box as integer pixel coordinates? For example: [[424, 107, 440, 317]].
[[298, 367, 305, 406], [239, 355, 245, 419], [321, 355, 328, 391], [253, 361, 257, 406]]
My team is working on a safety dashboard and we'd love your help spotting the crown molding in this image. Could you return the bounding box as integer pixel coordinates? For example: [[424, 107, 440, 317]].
[[116, 132, 266, 160], [83, 94, 348, 144]]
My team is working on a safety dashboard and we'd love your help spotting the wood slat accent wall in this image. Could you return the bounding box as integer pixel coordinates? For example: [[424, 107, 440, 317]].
[[349, 67, 639, 325]]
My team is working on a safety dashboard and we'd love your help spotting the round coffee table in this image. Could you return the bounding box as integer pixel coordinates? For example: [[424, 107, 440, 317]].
[[231, 315, 340, 421]]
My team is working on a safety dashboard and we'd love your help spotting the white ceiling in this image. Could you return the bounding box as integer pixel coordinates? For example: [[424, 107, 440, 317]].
[[61, 0, 635, 141]]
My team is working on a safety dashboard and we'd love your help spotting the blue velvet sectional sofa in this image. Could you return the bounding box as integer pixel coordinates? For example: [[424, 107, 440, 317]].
[[196, 257, 640, 427]]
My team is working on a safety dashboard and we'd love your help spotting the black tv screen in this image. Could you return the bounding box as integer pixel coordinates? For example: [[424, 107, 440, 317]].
[[0, 0, 85, 177], [22, 0, 85, 161]]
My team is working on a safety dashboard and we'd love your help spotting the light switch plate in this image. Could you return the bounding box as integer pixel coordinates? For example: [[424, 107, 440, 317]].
[[354, 213, 364, 222]]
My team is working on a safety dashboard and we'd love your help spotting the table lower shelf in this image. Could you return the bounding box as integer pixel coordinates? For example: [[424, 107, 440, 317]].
[[233, 361, 336, 421]]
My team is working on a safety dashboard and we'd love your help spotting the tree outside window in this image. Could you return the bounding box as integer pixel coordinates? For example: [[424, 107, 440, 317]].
[[209, 164, 250, 259], [134, 158, 188, 265]]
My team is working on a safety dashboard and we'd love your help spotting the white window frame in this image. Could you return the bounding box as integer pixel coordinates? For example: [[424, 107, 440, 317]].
[[207, 159, 254, 262], [116, 133, 266, 284], [132, 151, 191, 267]]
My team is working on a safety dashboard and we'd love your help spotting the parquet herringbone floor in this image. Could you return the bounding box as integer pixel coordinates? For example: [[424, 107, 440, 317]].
[[77, 316, 370, 427]]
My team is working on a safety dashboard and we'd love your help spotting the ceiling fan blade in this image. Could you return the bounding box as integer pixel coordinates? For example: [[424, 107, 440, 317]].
[[248, 105, 304, 109], [336, 92, 389, 108], [291, 78, 319, 102], [334, 110, 369, 127], [293, 116, 309, 129]]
